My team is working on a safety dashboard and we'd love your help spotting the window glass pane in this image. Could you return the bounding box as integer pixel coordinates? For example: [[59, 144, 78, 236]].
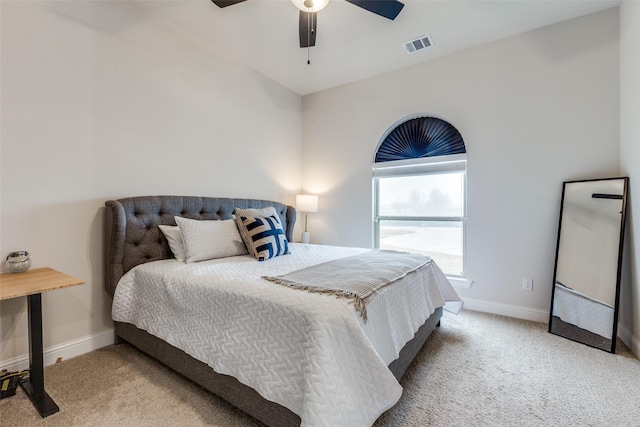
[[378, 173, 464, 217], [379, 220, 463, 277]]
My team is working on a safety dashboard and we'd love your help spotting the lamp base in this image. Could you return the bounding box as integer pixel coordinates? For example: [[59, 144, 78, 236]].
[[301, 231, 311, 244]]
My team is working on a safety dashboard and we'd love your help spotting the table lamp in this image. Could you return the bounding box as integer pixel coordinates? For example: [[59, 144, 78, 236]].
[[295, 194, 318, 243]]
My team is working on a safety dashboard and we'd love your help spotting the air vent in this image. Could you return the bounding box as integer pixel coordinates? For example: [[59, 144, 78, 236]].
[[403, 35, 433, 54]]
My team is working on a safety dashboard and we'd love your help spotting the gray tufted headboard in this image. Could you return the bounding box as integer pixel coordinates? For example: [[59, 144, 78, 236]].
[[104, 196, 296, 298]]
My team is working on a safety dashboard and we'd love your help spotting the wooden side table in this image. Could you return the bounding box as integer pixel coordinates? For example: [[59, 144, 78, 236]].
[[0, 268, 84, 417]]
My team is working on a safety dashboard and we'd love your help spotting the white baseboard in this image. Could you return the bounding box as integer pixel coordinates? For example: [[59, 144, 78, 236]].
[[632, 336, 640, 358], [616, 323, 640, 357], [0, 329, 115, 372], [461, 298, 549, 323]]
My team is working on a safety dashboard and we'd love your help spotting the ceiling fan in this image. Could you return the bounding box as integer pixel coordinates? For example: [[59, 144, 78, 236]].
[[211, 0, 405, 48]]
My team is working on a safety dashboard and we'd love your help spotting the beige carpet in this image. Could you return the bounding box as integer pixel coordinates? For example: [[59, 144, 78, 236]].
[[2, 310, 639, 426]]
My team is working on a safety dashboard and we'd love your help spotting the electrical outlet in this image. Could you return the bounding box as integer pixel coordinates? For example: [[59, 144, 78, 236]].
[[522, 278, 533, 291]]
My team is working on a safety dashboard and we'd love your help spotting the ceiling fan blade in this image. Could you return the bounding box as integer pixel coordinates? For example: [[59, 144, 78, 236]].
[[345, 0, 404, 20], [211, 0, 247, 8], [299, 11, 317, 48]]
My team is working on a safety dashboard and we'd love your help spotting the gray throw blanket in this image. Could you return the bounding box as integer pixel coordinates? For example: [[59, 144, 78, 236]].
[[262, 250, 430, 321]]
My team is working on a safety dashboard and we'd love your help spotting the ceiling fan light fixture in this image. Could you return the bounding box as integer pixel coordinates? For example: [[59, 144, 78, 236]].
[[291, 0, 330, 13]]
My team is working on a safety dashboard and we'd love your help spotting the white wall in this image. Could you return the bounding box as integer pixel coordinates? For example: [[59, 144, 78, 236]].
[[619, 0, 640, 356], [0, 1, 301, 366], [301, 9, 620, 322]]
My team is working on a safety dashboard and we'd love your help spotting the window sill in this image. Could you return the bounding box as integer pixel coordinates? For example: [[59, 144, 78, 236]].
[[447, 277, 473, 289]]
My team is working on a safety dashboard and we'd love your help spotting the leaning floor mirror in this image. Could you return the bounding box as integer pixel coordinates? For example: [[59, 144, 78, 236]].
[[549, 177, 629, 353]]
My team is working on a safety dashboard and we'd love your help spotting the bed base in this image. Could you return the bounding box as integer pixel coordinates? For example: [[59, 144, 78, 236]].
[[114, 306, 442, 426]]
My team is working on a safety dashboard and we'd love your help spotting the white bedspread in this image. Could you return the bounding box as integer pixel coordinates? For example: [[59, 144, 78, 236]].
[[113, 244, 461, 427]]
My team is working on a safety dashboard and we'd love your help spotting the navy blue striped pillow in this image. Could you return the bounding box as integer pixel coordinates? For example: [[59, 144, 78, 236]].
[[239, 216, 290, 261]]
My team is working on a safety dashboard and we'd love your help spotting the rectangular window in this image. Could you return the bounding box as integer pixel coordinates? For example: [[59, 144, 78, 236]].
[[373, 156, 466, 277]]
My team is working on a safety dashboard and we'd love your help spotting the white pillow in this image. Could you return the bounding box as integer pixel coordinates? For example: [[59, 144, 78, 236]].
[[174, 216, 248, 263], [234, 207, 279, 256], [158, 224, 187, 262]]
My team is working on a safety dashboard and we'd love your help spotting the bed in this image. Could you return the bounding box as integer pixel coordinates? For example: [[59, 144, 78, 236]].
[[104, 195, 460, 426], [550, 281, 614, 350], [551, 281, 614, 339]]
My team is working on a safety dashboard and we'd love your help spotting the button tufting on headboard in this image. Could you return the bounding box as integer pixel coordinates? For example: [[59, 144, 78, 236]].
[[104, 196, 297, 299]]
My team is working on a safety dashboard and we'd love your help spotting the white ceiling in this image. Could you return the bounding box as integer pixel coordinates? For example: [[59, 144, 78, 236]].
[[123, 0, 621, 95]]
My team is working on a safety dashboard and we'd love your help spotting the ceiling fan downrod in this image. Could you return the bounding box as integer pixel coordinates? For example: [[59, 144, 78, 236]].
[[307, 10, 313, 64]]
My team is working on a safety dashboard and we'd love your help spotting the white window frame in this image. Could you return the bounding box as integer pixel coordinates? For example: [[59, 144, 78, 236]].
[[373, 153, 469, 283]]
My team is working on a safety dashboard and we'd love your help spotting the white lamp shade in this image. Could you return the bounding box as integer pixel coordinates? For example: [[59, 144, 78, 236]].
[[291, 0, 330, 12], [296, 194, 318, 212]]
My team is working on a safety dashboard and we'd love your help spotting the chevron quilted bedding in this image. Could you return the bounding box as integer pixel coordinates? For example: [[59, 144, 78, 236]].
[[112, 243, 460, 427]]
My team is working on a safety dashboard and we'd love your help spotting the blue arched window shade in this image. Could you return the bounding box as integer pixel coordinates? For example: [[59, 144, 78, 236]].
[[374, 116, 465, 163]]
